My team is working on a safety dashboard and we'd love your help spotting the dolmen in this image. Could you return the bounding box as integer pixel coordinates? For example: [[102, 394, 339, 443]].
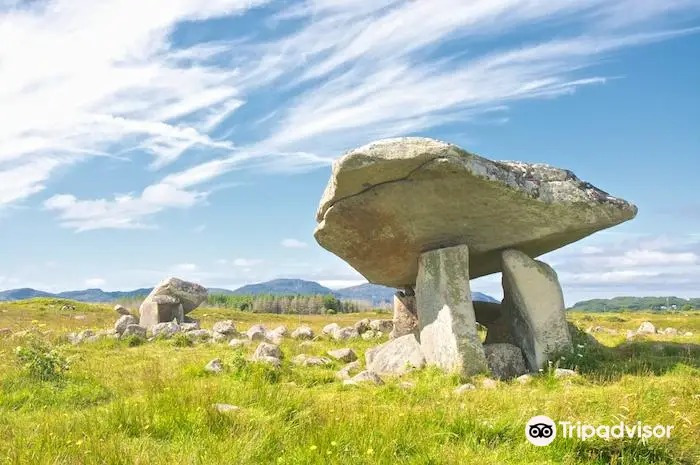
[[139, 277, 208, 328], [314, 137, 637, 377]]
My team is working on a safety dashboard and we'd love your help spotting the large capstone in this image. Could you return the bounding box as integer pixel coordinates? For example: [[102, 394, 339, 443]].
[[314, 137, 637, 288], [141, 277, 207, 314], [415, 244, 488, 376], [501, 249, 572, 370]]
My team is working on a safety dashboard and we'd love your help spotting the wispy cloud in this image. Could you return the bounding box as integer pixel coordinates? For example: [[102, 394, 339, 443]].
[[84, 277, 106, 287], [281, 238, 308, 248], [2, 0, 699, 230]]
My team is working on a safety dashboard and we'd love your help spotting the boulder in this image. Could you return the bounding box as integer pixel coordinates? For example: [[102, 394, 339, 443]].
[[291, 326, 314, 340], [114, 304, 132, 316], [322, 323, 340, 336], [115, 315, 138, 335], [314, 137, 637, 287], [0, 328, 12, 338], [186, 329, 212, 341], [502, 249, 572, 371], [140, 277, 207, 313], [246, 324, 267, 341], [212, 332, 230, 343], [390, 292, 418, 339], [343, 370, 384, 386], [213, 404, 240, 413], [213, 320, 236, 335], [516, 374, 534, 384], [292, 354, 333, 367], [139, 295, 184, 329], [661, 327, 678, 336], [637, 321, 656, 335], [327, 348, 358, 363], [121, 324, 147, 339], [454, 383, 476, 394], [252, 342, 282, 360], [481, 378, 498, 389], [354, 319, 371, 334], [369, 319, 394, 334], [416, 245, 488, 376], [152, 320, 180, 339], [256, 356, 281, 368], [333, 327, 360, 341], [335, 361, 361, 380], [483, 344, 528, 380], [229, 338, 249, 349], [554, 368, 579, 379], [362, 330, 381, 340], [366, 334, 426, 375], [181, 321, 200, 332], [270, 325, 289, 337], [204, 358, 223, 374]]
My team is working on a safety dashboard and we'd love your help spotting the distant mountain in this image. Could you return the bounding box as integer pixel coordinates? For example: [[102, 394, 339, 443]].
[[0, 287, 151, 303], [231, 279, 334, 296], [571, 296, 699, 311], [0, 288, 55, 301], [335, 283, 396, 304]]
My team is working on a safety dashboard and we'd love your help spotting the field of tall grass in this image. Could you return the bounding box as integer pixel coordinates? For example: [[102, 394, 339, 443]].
[[1, 298, 699, 464]]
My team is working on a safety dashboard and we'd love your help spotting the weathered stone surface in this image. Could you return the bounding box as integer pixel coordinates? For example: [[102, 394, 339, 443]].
[[314, 137, 637, 287], [362, 330, 381, 340], [416, 245, 488, 376], [181, 321, 200, 332], [332, 327, 360, 341], [354, 318, 371, 334], [366, 334, 425, 375], [246, 324, 267, 341], [205, 358, 223, 374], [473, 302, 515, 345], [115, 315, 138, 335], [152, 320, 180, 339], [335, 361, 361, 380], [554, 368, 578, 379], [140, 277, 207, 314], [213, 403, 240, 413], [483, 343, 528, 380], [481, 378, 498, 389], [370, 319, 394, 334], [516, 374, 534, 384], [502, 249, 572, 371], [454, 383, 476, 394], [343, 370, 384, 386], [139, 296, 184, 329], [291, 326, 314, 340], [327, 348, 358, 363], [390, 291, 418, 339], [122, 324, 147, 339], [0, 328, 13, 338], [252, 342, 282, 360], [292, 354, 333, 367], [254, 355, 281, 368], [270, 325, 289, 337], [322, 323, 340, 336], [637, 321, 656, 335], [213, 320, 236, 335], [186, 329, 212, 341], [229, 338, 249, 349], [114, 304, 132, 316]]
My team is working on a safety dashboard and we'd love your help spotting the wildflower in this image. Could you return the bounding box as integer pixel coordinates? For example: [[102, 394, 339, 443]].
[[309, 445, 317, 451], [330, 441, 338, 447], [577, 344, 585, 349], [577, 354, 583, 358], [366, 448, 374, 456]]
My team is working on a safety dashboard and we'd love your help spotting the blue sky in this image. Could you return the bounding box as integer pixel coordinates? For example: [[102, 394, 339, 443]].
[[1, 0, 699, 305]]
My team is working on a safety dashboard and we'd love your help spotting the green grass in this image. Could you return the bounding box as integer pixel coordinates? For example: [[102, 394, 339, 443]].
[[1, 300, 699, 464]]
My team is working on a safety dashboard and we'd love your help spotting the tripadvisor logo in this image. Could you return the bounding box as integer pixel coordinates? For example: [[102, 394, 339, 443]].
[[525, 416, 674, 446]]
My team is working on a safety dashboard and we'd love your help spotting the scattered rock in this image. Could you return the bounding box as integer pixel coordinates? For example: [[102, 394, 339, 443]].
[[343, 370, 384, 386], [637, 321, 656, 335], [114, 304, 132, 316], [269, 325, 289, 338], [181, 321, 200, 332], [335, 361, 361, 380], [481, 378, 498, 389], [212, 332, 230, 343], [229, 338, 249, 348], [186, 329, 212, 341], [327, 348, 358, 363], [361, 330, 381, 340], [205, 358, 223, 374], [399, 381, 415, 390], [684, 332, 694, 337], [213, 403, 240, 413], [213, 320, 236, 335], [96, 329, 118, 339], [122, 325, 147, 339], [369, 319, 394, 334], [454, 383, 476, 394], [73, 315, 86, 321], [322, 323, 340, 336], [366, 334, 425, 375], [115, 315, 139, 335], [482, 343, 528, 380], [0, 328, 12, 338], [299, 341, 315, 348], [660, 327, 678, 336], [292, 354, 333, 367], [152, 320, 180, 339], [252, 342, 282, 360], [246, 324, 267, 341], [554, 368, 579, 379], [516, 374, 533, 385], [291, 326, 314, 340], [333, 327, 360, 341], [254, 356, 281, 368], [354, 318, 371, 334]]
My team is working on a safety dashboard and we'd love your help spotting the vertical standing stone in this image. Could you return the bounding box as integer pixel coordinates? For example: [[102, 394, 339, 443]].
[[139, 295, 185, 329], [473, 301, 515, 345], [415, 244, 488, 376], [390, 289, 418, 339], [501, 249, 572, 371]]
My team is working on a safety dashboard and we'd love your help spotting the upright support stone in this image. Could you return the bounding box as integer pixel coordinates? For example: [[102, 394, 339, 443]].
[[415, 244, 488, 376], [473, 301, 515, 345], [390, 288, 418, 339], [139, 295, 185, 329], [501, 249, 572, 371]]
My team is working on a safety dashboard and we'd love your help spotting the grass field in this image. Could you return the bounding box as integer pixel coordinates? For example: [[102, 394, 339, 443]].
[[1, 298, 699, 464]]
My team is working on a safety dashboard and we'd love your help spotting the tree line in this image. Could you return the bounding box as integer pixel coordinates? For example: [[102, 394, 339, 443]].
[[207, 293, 368, 314]]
